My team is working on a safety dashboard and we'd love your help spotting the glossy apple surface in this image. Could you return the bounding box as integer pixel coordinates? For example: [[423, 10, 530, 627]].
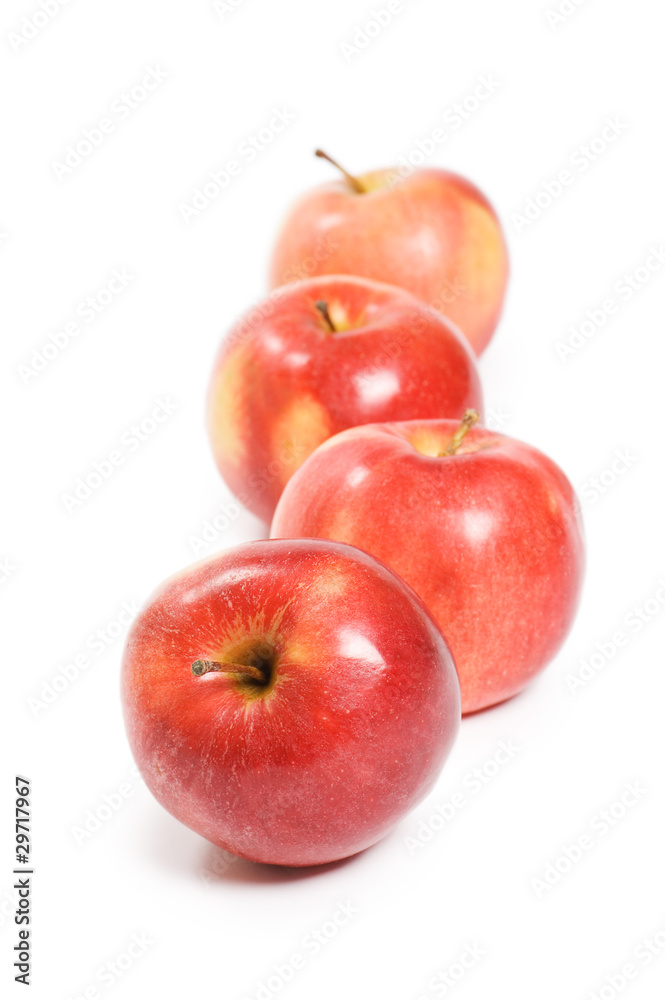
[[269, 166, 509, 355], [121, 538, 460, 866], [272, 421, 585, 714], [207, 275, 483, 522]]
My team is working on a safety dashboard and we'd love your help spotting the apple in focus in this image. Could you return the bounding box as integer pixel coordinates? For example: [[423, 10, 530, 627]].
[[271, 415, 585, 714], [207, 274, 483, 522], [268, 151, 509, 355], [121, 538, 460, 867]]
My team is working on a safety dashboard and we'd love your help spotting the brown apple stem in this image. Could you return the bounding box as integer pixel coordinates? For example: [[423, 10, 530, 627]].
[[440, 409, 480, 456], [191, 659, 265, 681], [315, 300, 336, 333], [315, 149, 365, 194]]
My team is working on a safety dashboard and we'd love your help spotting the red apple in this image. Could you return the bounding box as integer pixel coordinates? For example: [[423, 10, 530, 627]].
[[121, 538, 460, 867], [207, 274, 483, 522], [271, 414, 585, 715], [268, 151, 509, 355]]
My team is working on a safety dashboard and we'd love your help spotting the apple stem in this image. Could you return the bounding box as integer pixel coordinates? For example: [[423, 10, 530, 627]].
[[191, 659, 266, 682], [315, 300, 336, 333], [441, 409, 480, 456], [315, 149, 365, 194]]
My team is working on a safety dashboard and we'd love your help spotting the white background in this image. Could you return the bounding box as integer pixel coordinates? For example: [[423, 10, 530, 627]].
[[2, 0, 664, 998]]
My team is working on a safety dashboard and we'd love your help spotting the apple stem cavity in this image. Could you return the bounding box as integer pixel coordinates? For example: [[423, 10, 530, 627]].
[[441, 409, 480, 457], [315, 149, 365, 194], [191, 659, 267, 683], [315, 300, 336, 333]]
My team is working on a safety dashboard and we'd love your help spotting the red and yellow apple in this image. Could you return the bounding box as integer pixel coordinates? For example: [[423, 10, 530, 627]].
[[268, 152, 509, 355], [207, 275, 483, 522], [271, 415, 585, 714], [121, 538, 460, 867]]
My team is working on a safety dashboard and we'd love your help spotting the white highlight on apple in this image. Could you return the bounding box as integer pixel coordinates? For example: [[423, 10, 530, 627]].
[[529, 781, 648, 898], [338, 630, 384, 668], [461, 509, 495, 545], [354, 368, 400, 405]]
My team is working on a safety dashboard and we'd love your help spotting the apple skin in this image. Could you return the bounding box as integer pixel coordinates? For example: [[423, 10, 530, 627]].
[[121, 538, 460, 867], [268, 168, 509, 355], [271, 421, 585, 715], [207, 275, 483, 523]]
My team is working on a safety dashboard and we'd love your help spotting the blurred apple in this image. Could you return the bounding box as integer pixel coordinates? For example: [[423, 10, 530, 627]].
[[268, 151, 509, 355], [272, 414, 585, 714], [208, 275, 483, 522]]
